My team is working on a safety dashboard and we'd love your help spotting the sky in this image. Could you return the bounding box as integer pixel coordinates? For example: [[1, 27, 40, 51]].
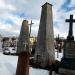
[[0, 0, 75, 38]]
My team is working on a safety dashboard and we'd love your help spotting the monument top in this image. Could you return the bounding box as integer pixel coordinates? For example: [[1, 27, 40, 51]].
[[17, 20, 29, 54], [66, 15, 75, 40], [42, 2, 52, 7]]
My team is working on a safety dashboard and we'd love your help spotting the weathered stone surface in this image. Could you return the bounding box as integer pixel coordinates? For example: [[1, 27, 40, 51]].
[[64, 40, 75, 59], [16, 20, 30, 75], [59, 68, 75, 75], [16, 20, 29, 54], [59, 40, 75, 70], [59, 15, 75, 74], [16, 53, 29, 75], [34, 2, 55, 68], [66, 15, 75, 40]]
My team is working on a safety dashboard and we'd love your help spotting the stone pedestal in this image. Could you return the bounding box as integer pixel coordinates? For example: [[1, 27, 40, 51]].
[[59, 15, 75, 75], [64, 40, 75, 59], [59, 40, 75, 75], [59, 68, 75, 75], [60, 40, 75, 69], [16, 53, 29, 75]]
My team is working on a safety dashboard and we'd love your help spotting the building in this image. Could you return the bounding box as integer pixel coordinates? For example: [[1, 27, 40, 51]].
[[2, 36, 37, 48], [29, 36, 37, 46], [2, 37, 18, 48]]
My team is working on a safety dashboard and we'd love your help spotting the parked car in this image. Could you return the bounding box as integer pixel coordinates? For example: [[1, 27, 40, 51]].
[[3, 48, 10, 55], [10, 48, 16, 54], [3, 47, 16, 55]]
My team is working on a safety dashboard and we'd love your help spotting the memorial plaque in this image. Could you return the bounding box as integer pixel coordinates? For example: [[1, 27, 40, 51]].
[[64, 41, 75, 58]]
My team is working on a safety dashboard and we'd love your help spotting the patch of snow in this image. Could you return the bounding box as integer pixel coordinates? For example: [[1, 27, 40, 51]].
[[29, 67, 49, 75], [0, 50, 63, 75], [55, 49, 63, 61], [0, 53, 18, 75], [0, 53, 49, 75], [55, 52, 63, 61]]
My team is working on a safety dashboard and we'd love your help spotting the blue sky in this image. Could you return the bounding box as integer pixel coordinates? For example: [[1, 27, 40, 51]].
[[0, 0, 75, 38]]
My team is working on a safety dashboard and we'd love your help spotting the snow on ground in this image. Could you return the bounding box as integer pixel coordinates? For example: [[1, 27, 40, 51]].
[[55, 51, 63, 61], [0, 52, 49, 75], [0, 51, 63, 75], [0, 53, 18, 75], [29, 67, 49, 75]]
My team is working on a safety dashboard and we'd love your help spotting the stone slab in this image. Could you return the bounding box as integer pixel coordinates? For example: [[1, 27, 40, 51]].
[[64, 41, 75, 58], [59, 68, 75, 75]]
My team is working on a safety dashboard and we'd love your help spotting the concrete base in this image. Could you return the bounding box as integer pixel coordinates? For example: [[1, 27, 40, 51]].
[[59, 68, 75, 75], [60, 58, 75, 69]]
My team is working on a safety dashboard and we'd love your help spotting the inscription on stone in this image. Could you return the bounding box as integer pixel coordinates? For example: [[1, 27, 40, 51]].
[[64, 41, 75, 58]]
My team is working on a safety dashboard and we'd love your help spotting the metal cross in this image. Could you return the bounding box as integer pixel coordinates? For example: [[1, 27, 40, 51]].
[[29, 20, 34, 37], [66, 15, 75, 37]]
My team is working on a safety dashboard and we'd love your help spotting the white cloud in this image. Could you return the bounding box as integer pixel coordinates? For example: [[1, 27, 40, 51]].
[[0, 12, 23, 36], [0, 22, 6, 30], [28, 19, 40, 36], [0, 0, 75, 38], [7, 4, 16, 11], [71, 0, 75, 5], [0, 0, 16, 11], [54, 20, 68, 38], [0, 0, 6, 9]]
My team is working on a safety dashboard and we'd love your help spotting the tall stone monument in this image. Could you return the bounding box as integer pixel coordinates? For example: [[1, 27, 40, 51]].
[[59, 15, 75, 75], [16, 20, 29, 75], [17, 20, 29, 54], [34, 2, 55, 68]]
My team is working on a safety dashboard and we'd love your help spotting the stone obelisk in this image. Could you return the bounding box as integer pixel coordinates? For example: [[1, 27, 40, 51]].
[[34, 2, 55, 68], [16, 20, 29, 75]]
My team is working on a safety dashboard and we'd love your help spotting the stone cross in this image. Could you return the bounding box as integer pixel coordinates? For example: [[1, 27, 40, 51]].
[[66, 15, 75, 40], [29, 20, 34, 37], [59, 15, 75, 75]]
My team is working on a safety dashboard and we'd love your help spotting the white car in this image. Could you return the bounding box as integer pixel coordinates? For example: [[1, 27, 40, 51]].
[[8, 47, 16, 54], [3, 48, 10, 54], [3, 47, 17, 55]]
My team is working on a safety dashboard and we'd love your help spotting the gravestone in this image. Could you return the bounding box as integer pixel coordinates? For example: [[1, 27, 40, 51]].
[[34, 2, 55, 68], [16, 20, 29, 75], [59, 15, 75, 75], [17, 20, 29, 54]]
